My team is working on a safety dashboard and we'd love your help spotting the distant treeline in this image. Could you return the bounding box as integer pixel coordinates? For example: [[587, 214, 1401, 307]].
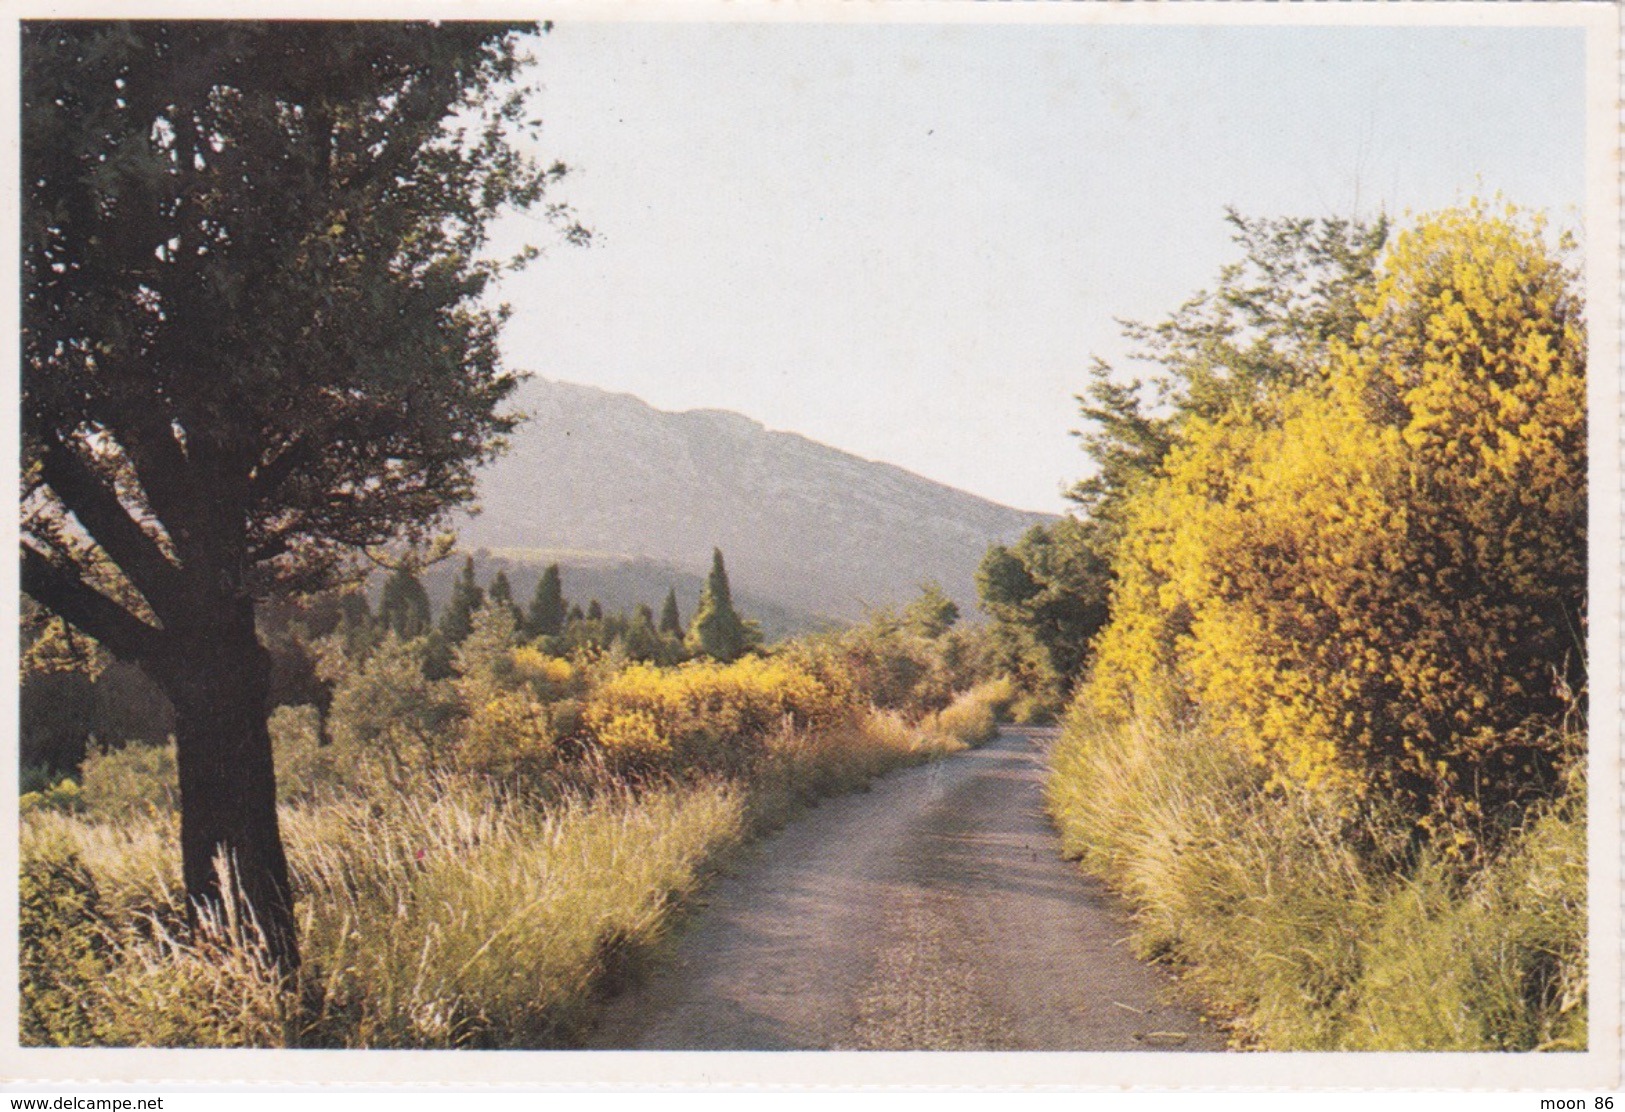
[[20, 547, 762, 784], [408, 551, 818, 642]]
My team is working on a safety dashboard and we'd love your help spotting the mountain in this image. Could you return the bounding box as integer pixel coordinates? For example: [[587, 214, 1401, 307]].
[[451, 377, 1056, 626]]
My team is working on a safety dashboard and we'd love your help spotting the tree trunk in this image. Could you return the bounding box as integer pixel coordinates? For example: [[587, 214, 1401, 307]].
[[148, 605, 299, 974]]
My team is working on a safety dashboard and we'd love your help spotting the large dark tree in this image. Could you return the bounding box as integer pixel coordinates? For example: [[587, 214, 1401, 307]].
[[438, 555, 486, 645], [378, 563, 433, 641], [525, 562, 566, 638], [976, 518, 1112, 691], [657, 586, 683, 639], [20, 21, 582, 970], [685, 548, 759, 663]]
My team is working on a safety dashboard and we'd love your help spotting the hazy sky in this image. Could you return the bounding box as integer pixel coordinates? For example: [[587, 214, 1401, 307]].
[[487, 20, 1586, 514]]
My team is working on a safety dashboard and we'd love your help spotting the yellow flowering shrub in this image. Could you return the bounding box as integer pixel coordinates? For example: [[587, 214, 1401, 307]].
[[509, 647, 578, 700], [459, 691, 557, 779], [585, 656, 855, 774], [592, 709, 668, 764], [1087, 203, 1585, 842]]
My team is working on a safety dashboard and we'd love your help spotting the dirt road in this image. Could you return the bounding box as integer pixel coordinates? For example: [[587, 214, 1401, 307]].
[[588, 726, 1224, 1051]]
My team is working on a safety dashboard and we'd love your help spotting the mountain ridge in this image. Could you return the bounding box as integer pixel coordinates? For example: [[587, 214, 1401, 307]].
[[454, 377, 1056, 623]]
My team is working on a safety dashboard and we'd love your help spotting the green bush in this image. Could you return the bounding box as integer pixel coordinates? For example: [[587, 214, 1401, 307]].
[[80, 743, 179, 819], [927, 682, 1003, 747], [20, 840, 108, 1045], [20, 777, 85, 815], [325, 633, 458, 779], [271, 704, 342, 802], [1343, 770, 1587, 1051]]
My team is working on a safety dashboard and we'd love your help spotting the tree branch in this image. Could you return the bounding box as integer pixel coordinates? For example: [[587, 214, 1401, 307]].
[[250, 432, 312, 505], [21, 543, 164, 662], [39, 434, 188, 622]]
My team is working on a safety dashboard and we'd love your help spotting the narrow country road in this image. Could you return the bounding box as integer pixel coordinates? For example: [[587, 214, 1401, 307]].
[[588, 726, 1224, 1051]]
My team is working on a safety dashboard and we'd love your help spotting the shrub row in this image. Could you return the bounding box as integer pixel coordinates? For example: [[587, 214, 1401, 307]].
[[1048, 203, 1589, 1049]]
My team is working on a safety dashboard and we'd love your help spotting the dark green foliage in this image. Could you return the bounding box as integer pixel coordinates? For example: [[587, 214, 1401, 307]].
[[263, 627, 329, 721], [21, 608, 173, 776], [262, 586, 375, 660], [1067, 360, 1179, 541], [90, 659, 174, 748], [622, 604, 679, 664], [685, 549, 760, 663], [659, 588, 684, 638], [331, 591, 379, 660], [422, 629, 455, 682], [379, 565, 433, 641], [586, 599, 604, 622], [20, 21, 582, 968], [977, 518, 1112, 688], [818, 607, 1002, 719], [20, 665, 97, 777], [834, 616, 938, 715], [903, 581, 959, 639], [1070, 210, 1388, 533], [20, 844, 108, 1045], [525, 563, 567, 638], [439, 557, 486, 646], [488, 570, 522, 628], [558, 617, 606, 656]]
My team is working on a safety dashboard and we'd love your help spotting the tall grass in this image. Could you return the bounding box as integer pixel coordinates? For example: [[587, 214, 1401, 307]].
[[745, 705, 970, 832], [1047, 703, 1587, 1051], [21, 692, 997, 1048], [290, 778, 746, 1047], [23, 777, 747, 1047], [924, 680, 1005, 748]]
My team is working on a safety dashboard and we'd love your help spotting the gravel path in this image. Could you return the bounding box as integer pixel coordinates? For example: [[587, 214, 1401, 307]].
[[587, 726, 1224, 1051]]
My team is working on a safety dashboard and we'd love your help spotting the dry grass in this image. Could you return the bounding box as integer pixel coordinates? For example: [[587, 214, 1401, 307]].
[[289, 777, 747, 1047], [22, 775, 746, 1048], [1046, 703, 1587, 1051], [20, 695, 988, 1048]]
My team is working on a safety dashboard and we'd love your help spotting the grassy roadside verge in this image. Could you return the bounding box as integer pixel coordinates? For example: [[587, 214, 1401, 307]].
[[21, 681, 1006, 1049], [1045, 705, 1587, 1051]]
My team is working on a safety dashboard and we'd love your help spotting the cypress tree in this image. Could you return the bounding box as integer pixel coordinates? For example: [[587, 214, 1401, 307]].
[[488, 568, 521, 627], [439, 555, 485, 645], [335, 587, 378, 658], [686, 548, 758, 662], [586, 599, 604, 622], [526, 563, 566, 637], [659, 588, 684, 638], [624, 604, 662, 662], [378, 563, 432, 640]]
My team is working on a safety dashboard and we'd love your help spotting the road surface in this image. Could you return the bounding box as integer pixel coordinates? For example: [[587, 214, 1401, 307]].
[[588, 726, 1224, 1051]]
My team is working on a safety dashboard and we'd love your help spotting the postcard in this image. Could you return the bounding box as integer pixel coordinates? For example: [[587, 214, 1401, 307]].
[[6, 0, 1619, 1093]]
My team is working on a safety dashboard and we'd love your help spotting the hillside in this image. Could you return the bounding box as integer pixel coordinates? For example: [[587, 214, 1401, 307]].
[[452, 378, 1055, 624]]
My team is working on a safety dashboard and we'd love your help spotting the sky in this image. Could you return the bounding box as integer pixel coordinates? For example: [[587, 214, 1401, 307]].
[[485, 19, 1587, 515]]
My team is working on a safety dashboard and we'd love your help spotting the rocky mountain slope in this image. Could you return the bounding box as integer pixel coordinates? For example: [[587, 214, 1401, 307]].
[[453, 378, 1055, 625]]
